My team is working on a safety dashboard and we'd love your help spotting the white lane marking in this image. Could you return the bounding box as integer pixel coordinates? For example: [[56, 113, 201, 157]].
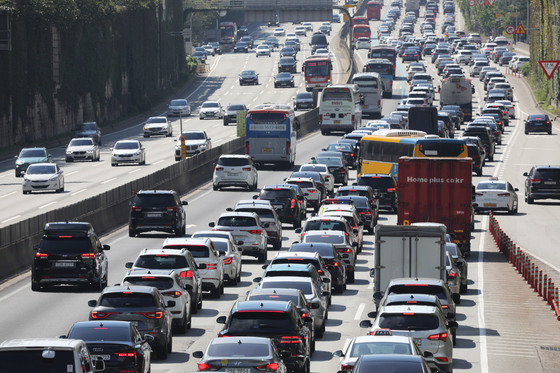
[[0, 173, 9, 178], [91, 162, 104, 167], [101, 177, 117, 184], [153, 160, 164, 165], [0, 191, 16, 199], [65, 170, 78, 176], [39, 201, 56, 210], [185, 224, 196, 229], [354, 303, 365, 320], [0, 284, 28, 303], [71, 189, 86, 196], [2, 215, 21, 224], [188, 189, 214, 204], [478, 215, 489, 373], [128, 168, 142, 174]]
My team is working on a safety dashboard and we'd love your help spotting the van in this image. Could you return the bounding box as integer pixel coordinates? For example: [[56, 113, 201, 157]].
[[310, 32, 328, 54], [351, 72, 382, 118], [319, 84, 363, 135]]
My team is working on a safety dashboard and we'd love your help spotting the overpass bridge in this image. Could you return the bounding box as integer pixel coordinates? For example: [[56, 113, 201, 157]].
[[220, 0, 333, 23]]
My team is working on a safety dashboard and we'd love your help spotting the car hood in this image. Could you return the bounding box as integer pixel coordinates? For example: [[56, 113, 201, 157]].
[[183, 139, 208, 146], [169, 105, 188, 110], [24, 173, 56, 181], [201, 107, 219, 112], [76, 130, 97, 136], [112, 148, 140, 155], [145, 123, 167, 128], [16, 157, 47, 164], [67, 145, 95, 152]]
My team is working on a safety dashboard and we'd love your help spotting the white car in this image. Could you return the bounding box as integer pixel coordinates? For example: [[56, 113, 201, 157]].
[[295, 26, 307, 36], [143, 116, 172, 137], [22, 163, 64, 194], [174, 130, 211, 160], [411, 87, 434, 105], [454, 50, 472, 64], [513, 56, 530, 72], [285, 177, 322, 211], [255, 44, 271, 57], [111, 140, 145, 166], [321, 22, 332, 32], [199, 101, 224, 119], [298, 163, 335, 193], [167, 98, 191, 116], [273, 28, 285, 36], [302, 22, 313, 31], [209, 237, 242, 285], [407, 66, 425, 81], [495, 100, 515, 118], [356, 37, 371, 50], [122, 269, 192, 333], [65, 138, 100, 162], [474, 179, 519, 214], [213, 154, 258, 190]]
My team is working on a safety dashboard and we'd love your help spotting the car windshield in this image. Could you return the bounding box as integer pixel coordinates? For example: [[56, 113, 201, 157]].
[[280, 58, 294, 64], [477, 182, 506, 190], [300, 165, 327, 172], [207, 341, 270, 357], [327, 144, 352, 152], [227, 312, 294, 334], [261, 280, 312, 295], [80, 122, 97, 131], [277, 73, 291, 78], [114, 142, 139, 150], [248, 293, 300, 304], [236, 208, 275, 219], [378, 313, 439, 331], [217, 157, 250, 166], [184, 132, 206, 140], [146, 117, 166, 123], [99, 292, 156, 307], [68, 325, 131, 342], [133, 194, 175, 207], [349, 341, 412, 357], [316, 157, 342, 166], [260, 189, 293, 199], [305, 234, 344, 244], [297, 93, 312, 99], [241, 71, 255, 76], [202, 102, 219, 108], [70, 139, 94, 146], [123, 276, 174, 290], [212, 241, 229, 254], [170, 100, 187, 106], [19, 149, 46, 158], [228, 105, 245, 111], [134, 255, 188, 269], [287, 180, 314, 189], [305, 220, 346, 231], [27, 165, 56, 175], [218, 216, 257, 227]]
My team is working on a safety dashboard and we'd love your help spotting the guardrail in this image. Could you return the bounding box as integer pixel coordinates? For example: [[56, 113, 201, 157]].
[[489, 212, 560, 320]]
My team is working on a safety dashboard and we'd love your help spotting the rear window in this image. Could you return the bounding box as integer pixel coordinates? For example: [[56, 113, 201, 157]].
[[349, 341, 412, 357], [248, 293, 300, 304], [236, 208, 275, 219], [305, 220, 346, 231], [162, 244, 209, 258], [39, 237, 92, 255], [286, 180, 314, 189], [228, 312, 294, 334], [417, 141, 466, 157], [0, 350, 76, 373], [266, 270, 309, 278], [218, 216, 258, 227], [217, 157, 250, 167], [389, 285, 447, 301], [134, 254, 188, 269], [477, 182, 506, 190], [133, 194, 175, 207], [289, 244, 334, 258], [337, 189, 369, 198], [358, 176, 395, 189], [378, 313, 440, 330], [68, 325, 131, 342], [99, 292, 156, 307], [305, 234, 344, 244], [212, 240, 229, 254], [322, 88, 352, 101], [260, 189, 293, 199], [123, 276, 174, 290], [261, 280, 313, 295], [207, 342, 270, 357], [534, 169, 560, 179]]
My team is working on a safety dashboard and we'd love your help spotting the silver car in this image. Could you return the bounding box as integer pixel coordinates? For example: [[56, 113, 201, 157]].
[[210, 237, 242, 285], [111, 140, 145, 166], [232, 199, 283, 250], [298, 163, 335, 193], [446, 243, 468, 293], [174, 130, 211, 160], [445, 251, 461, 303], [199, 101, 224, 119], [361, 305, 457, 373], [213, 154, 258, 191], [143, 116, 172, 137], [167, 99, 191, 116], [22, 163, 64, 194], [65, 137, 100, 162]]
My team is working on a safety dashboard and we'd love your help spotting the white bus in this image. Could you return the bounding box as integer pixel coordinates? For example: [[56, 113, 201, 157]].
[[319, 84, 363, 135], [351, 72, 383, 119]]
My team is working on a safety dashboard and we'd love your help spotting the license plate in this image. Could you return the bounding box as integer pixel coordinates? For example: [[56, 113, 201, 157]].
[[227, 173, 239, 177], [483, 203, 497, 207], [55, 262, 75, 268], [263, 148, 273, 153], [225, 369, 250, 373], [334, 120, 341, 124], [91, 354, 111, 361], [544, 181, 557, 185], [146, 212, 162, 218]]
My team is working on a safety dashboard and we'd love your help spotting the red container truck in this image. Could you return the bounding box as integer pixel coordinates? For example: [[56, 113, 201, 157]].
[[397, 157, 474, 254]]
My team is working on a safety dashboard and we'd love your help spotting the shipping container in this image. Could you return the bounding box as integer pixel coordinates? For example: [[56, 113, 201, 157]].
[[408, 106, 438, 134]]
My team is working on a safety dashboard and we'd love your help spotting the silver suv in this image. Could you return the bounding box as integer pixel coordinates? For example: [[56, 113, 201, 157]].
[[232, 199, 283, 250]]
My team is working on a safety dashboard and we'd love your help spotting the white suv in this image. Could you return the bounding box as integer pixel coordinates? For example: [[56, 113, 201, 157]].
[[122, 269, 192, 333], [174, 130, 212, 160], [199, 101, 224, 119], [143, 116, 172, 137], [213, 154, 258, 191]]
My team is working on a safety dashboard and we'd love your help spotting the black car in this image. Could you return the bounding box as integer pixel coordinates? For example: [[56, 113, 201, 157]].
[[129, 190, 188, 237], [463, 126, 495, 161], [281, 183, 308, 222], [441, 104, 465, 125], [216, 301, 312, 372], [333, 195, 378, 234], [482, 107, 508, 127], [274, 72, 295, 88], [31, 222, 110, 291], [88, 286, 174, 359], [524, 166, 560, 204], [233, 42, 249, 53], [278, 57, 297, 73], [524, 114, 552, 135], [289, 242, 347, 293], [315, 151, 348, 185], [402, 47, 420, 62], [324, 142, 357, 169], [280, 47, 297, 58], [239, 70, 259, 86], [65, 321, 151, 373], [258, 185, 303, 227], [356, 174, 398, 212], [237, 25, 249, 37], [461, 136, 487, 161], [466, 143, 484, 176], [75, 121, 102, 145], [239, 35, 253, 48], [354, 355, 431, 373], [293, 92, 314, 110]]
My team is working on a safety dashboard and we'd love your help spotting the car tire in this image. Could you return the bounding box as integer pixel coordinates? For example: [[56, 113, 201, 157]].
[[476, 168, 482, 176], [257, 252, 267, 264], [143, 134, 149, 138], [348, 270, 355, 283], [213, 184, 219, 191], [273, 239, 282, 250], [31, 281, 41, 292], [489, 154, 494, 161], [23, 190, 28, 195], [460, 283, 467, 294], [293, 218, 302, 229], [111, 163, 117, 167], [140, 159, 146, 165], [527, 195, 534, 204], [66, 157, 73, 162], [210, 285, 221, 298]]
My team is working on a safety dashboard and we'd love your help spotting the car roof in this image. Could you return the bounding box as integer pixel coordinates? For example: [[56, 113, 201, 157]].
[[388, 277, 446, 286], [0, 339, 86, 349], [261, 276, 313, 284], [352, 335, 413, 344], [233, 300, 292, 312], [137, 190, 176, 195], [162, 237, 211, 247], [219, 154, 251, 159], [386, 293, 439, 303], [305, 229, 346, 236], [125, 269, 176, 278], [274, 251, 319, 259], [139, 247, 188, 256], [219, 211, 259, 218], [380, 305, 439, 315], [235, 200, 274, 208], [71, 320, 132, 329], [192, 230, 235, 239], [266, 263, 312, 271], [307, 215, 346, 222], [102, 285, 156, 295], [208, 336, 271, 347]]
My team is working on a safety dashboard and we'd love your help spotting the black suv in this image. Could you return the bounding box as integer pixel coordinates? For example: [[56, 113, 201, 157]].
[[278, 57, 297, 73], [31, 222, 110, 291], [356, 174, 398, 212], [524, 166, 560, 204], [217, 301, 312, 372], [88, 285, 174, 359], [524, 114, 552, 135], [129, 190, 188, 237], [258, 185, 303, 227], [74, 121, 102, 145], [462, 126, 495, 161]]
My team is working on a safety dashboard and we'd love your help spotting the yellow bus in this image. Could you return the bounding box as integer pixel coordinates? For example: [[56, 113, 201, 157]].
[[412, 138, 469, 158]]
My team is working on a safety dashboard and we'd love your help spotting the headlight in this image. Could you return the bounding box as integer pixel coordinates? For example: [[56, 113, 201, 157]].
[[49, 175, 59, 181], [15, 160, 23, 165], [135, 150, 142, 155], [144, 126, 148, 131], [86, 150, 94, 153], [66, 150, 72, 154], [200, 144, 207, 150]]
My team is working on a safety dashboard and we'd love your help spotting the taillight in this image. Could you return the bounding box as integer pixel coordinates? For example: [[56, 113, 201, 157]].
[[448, 272, 456, 278], [162, 290, 182, 298], [359, 211, 372, 215], [256, 363, 278, 371], [475, 192, 484, 196], [133, 311, 163, 319], [441, 305, 449, 309], [206, 263, 218, 270], [351, 114, 355, 123], [115, 351, 136, 357], [223, 257, 233, 265], [497, 193, 510, 197], [340, 364, 353, 371], [387, 188, 396, 192], [428, 332, 448, 341], [435, 357, 449, 362], [319, 114, 323, 123], [280, 336, 302, 344], [180, 270, 193, 278], [531, 179, 541, 183], [166, 206, 178, 211], [242, 167, 251, 171], [290, 199, 296, 209], [245, 142, 250, 154], [131, 206, 142, 211], [35, 253, 48, 259], [308, 189, 317, 193], [243, 229, 262, 235], [81, 253, 95, 259], [286, 141, 291, 155], [198, 363, 220, 371], [91, 311, 119, 319]]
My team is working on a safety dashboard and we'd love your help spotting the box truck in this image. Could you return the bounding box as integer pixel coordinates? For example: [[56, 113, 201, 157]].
[[408, 106, 438, 134]]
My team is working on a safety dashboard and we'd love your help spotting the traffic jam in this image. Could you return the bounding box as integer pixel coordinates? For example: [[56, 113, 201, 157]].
[[2, 0, 555, 372]]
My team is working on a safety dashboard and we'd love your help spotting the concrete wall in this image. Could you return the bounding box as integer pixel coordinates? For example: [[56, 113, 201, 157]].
[[244, 10, 332, 23]]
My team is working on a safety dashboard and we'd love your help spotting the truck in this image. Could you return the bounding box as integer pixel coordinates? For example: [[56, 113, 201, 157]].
[[397, 157, 474, 255], [372, 223, 447, 310], [439, 75, 474, 121], [408, 106, 438, 134], [405, 0, 420, 16]]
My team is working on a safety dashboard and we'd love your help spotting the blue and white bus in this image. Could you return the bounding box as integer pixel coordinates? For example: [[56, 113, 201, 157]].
[[245, 104, 298, 168]]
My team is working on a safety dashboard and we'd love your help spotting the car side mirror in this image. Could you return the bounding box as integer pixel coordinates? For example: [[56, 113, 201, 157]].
[[261, 265, 268, 270], [263, 222, 270, 228], [197, 263, 207, 270], [353, 229, 358, 234], [59, 335, 67, 339], [253, 277, 262, 283], [514, 188, 519, 191], [423, 351, 433, 358], [166, 300, 176, 308], [369, 268, 375, 278], [226, 207, 233, 212], [322, 290, 330, 297], [367, 311, 377, 318], [359, 320, 373, 328], [216, 316, 227, 324], [143, 334, 155, 343], [182, 201, 188, 206], [303, 316, 313, 323], [88, 300, 97, 307], [192, 351, 204, 359], [237, 240, 244, 246], [295, 228, 302, 233], [219, 251, 225, 257], [102, 245, 110, 251], [208, 222, 215, 227], [352, 242, 358, 247], [252, 195, 259, 200]]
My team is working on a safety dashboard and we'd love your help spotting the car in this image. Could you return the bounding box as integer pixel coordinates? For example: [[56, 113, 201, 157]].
[[173, 130, 211, 160], [314, 151, 349, 185], [65, 137, 100, 162], [193, 337, 287, 373], [319, 25, 330, 35], [274, 72, 295, 88], [285, 177, 321, 212], [87, 286, 174, 359], [265, 36, 280, 48], [213, 154, 258, 190], [297, 214, 354, 244], [143, 116, 172, 138], [273, 27, 285, 36], [258, 185, 303, 227], [462, 126, 495, 161], [282, 183, 308, 221], [232, 199, 283, 250], [14, 147, 51, 177], [295, 26, 307, 35], [223, 103, 247, 126], [524, 113, 552, 135], [298, 163, 335, 193], [208, 42, 221, 54], [325, 142, 357, 169], [258, 262, 330, 297], [239, 69, 259, 86], [207, 237, 242, 285], [31, 222, 109, 291], [167, 99, 191, 116], [355, 174, 398, 212], [199, 101, 224, 119], [402, 48, 420, 62], [356, 37, 370, 49], [112, 140, 146, 166], [268, 251, 332, 291], [74, 121, 102, 144], [445, 251, 461, 301], [192, 51, 206, 63], [524, 165, 560, 204], [280, 47, 297, 58], [302, 230, 357, 282], [128, 190, 187, 237], [293, 91, 314, 110], [209, 212, 268, 263], [474, 179, 518, 214], [65, 320, 152, 373], [446, 242, 468, 293], [233, 42, 249, 53], [332, 13, 340, 23], [278, 57, 297, 73], [353, 355, 432, 373], [216, 301, 312, 372], [333, 334, 422, 372], [317, 205, 363, 247], [239, 35, 254, 48], [122, 269, 192, 333], [465, 143, 484, 176], [285, 39, 300, 52], [202, 44, 215, 56], [332, 195, 378, 234], [126, 246, 203, 313], [495, 100, 516, 118], [255, 44, 272, 57], [22, 163, 64, 194]]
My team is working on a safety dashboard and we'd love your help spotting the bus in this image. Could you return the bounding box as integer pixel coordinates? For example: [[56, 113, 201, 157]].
[[352, 25, 371, 46], [368, 45, 397, 67], [319, 84, 362, 135], [367, 1, 382, 20], [245, 104, 298, 167], [302, 55, 333, 92], [351, 72, 382, 118], [357, 130, 426, 176], [363, 58, 394, 97], [412, 138, 469, 157], [352, 16, 369, 26], [219, 22, 237, 45]]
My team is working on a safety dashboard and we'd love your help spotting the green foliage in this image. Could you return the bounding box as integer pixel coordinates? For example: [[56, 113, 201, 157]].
[[457, 0, 528, 39]]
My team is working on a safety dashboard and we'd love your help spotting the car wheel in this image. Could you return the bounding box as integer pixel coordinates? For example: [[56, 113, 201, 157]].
[[129, 228, 136, 238], [191, 295, 198, 314], [176, 309, 189, 334], [460, 283, 467, 294], [549, 130, 552, 135], [489, 154, 494, 161], [66, 157, 73, 162], [213, 184, 219, 191], [210, 284, 221, 298], [348, 270, 355, 283], [293, 218, 302, 229], [527, 195, 534, 204], [111, 163, 117, 167], [31, 281, 42, 292], [143, 134, 149, 138], [273, 239, 282, 250], [257, 251, 267, 264], [476, 168, 482, 176], [140, 159, 146, 165]]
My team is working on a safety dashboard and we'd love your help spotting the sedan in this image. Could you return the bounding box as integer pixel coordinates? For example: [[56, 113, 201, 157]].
[[525, 113, 552, 135], [402, 48, 420, 62], [14, 147, 52, 177], [273, 28, 285, 36], [65, 137, 100, 162], [210, 237, 242, 285], [278, 57, 297, 73], [143, 116, 172, 137], [255, 44, 272, 57], [239, 70, 259, 85], [293, 91, 314, 110], [167, 98, 190, 116], [280, 47, 297, 58], [199, 101, 224, 119], [274, 72, 295, 88], [112, 140, 146, 166], [233, 42, 249, 53], [22, 163, 64, 194], [474, 179, 519, 214]]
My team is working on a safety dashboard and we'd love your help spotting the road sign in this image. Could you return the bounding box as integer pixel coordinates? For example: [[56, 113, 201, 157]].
[[468, 0, 475, 5], [486, 0, 496, 5], [505, 25, 515, 34], [514, 23, 526, 35], [477, 0, 484, 5], [539, 61, 560, 80]]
